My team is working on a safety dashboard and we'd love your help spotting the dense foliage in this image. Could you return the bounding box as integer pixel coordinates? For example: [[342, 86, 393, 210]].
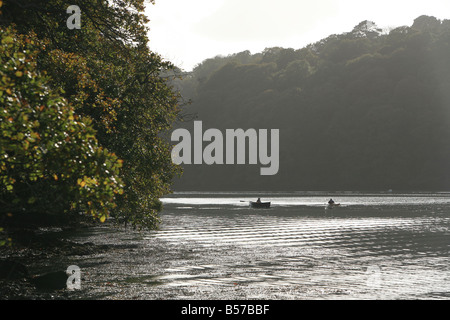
[[0, 28, 123, 223], [0, 0, 181, 230], [174, 16, 450, 191]]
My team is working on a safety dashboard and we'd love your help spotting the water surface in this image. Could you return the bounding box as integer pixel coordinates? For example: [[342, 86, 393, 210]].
[[68, 192, 450, 299]]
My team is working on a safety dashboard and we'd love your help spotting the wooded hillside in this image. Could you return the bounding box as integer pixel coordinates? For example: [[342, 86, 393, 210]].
[[173, 16, 450, 191]]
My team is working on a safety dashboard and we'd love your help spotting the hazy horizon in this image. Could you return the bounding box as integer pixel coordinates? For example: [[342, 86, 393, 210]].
[[146, 0, 450, 71]]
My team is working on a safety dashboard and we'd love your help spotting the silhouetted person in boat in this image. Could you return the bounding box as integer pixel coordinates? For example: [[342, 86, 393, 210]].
[[256, 198, 261, 203], [328, 199, 335, 205]]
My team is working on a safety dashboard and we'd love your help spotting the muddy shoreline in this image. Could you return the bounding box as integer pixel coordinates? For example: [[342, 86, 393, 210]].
[[0, 222, 202, 300], [0, 223, 122, 300]]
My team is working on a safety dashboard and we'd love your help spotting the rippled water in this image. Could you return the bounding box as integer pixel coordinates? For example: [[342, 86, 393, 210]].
[[67, 192, 449, 300]]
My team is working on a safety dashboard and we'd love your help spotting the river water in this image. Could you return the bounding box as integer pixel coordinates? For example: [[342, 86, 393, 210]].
[[63, 191, 449, 300]]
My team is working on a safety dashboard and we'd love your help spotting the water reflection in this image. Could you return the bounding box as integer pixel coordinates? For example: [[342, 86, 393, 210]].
[[64, 192, 449, 299], [147, 193, 450, 299]]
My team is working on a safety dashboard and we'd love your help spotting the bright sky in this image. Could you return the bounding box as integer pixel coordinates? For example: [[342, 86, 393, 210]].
[[145, 0, 450, 71]]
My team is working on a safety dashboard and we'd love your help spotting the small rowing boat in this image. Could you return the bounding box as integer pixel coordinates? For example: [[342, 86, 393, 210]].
[[249, 201, 271, 209]]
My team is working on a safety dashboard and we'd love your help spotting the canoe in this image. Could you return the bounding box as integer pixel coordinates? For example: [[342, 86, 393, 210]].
[[325, 203, 340, 210], [249, 201, 271, 208]]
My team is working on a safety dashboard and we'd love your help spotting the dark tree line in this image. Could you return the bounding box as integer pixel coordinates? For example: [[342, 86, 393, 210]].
[[173, 16, 450, 191]]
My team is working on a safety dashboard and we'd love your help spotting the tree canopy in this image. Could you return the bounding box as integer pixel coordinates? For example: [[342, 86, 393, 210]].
[[1, 0, 181, 230], [173, 16, 450, 191]]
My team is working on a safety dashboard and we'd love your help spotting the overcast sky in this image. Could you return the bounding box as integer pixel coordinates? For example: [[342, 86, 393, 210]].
[[145, 0, 450, 71]]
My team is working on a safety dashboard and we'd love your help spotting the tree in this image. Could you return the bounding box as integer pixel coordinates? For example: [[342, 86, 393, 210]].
[[0, 0, 182, 229], [412, 15, 441, 32], [0, 27, 123, 226]]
